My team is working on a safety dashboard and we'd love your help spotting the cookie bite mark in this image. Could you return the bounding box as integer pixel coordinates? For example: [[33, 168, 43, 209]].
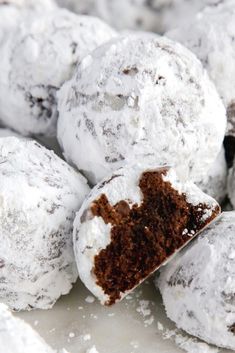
[[91, 169, 220, 305]]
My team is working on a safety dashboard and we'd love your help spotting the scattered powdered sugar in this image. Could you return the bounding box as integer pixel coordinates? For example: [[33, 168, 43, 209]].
[[85, 295, 95, 304], [83, 334, 91, 341], [135, 299, 155, 327], [157, 322, 164, 331], [156, 320, 220, 353], [163, 328, 220, 353], [136, 300, 151, 317], [130, 340, 139, 349], [107, 312, 115, 317], [86, 346, 99, 353]]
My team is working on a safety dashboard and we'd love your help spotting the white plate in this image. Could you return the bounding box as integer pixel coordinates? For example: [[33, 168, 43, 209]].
[[16, 279, 231, 353]]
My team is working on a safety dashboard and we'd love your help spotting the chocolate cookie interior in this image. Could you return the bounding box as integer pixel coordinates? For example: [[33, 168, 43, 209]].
[[91, 169, 220, 305]]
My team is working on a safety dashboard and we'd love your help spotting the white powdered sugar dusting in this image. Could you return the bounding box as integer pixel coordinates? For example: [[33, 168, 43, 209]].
[[0, 7, 116, 137], [57, 33, 226, 185], [0, 137, 89, 310], [166, 1, 235, 136], [157, 212, 235, 350]]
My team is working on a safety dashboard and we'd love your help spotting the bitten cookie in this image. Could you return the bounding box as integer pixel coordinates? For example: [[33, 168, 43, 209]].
[[73, 164, 220, 305], [58, 34, 226, 185], [0, 8, 116, 137], [0, 304, 55, 353], [157, 212, 235, 350], [0, 137, 89, 311]]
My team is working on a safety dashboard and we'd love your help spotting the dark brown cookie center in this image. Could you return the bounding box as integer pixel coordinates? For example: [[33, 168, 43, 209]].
[[91, 169, 219, 305]]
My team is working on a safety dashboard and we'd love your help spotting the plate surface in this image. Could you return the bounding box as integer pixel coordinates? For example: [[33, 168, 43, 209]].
[[16, 279, 231, 353]]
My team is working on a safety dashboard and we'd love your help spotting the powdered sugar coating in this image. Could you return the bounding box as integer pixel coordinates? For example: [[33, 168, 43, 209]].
[[55, 0, 221, 33], [0, 8, 116, 137], [0, 0, 56, 11], [0, 304, 55, 353], [196, 148, 227, 204], [158, 0, 225, 33], [87, 0, 159, 32], [56, 0, 158, 32], [58, 34, 226, 185], [157, 212, 235, 350], [166, 1, 235, 136], [0, 0, 57, 46], [0, 137, 89, 311], [73, 164, 219, 304]]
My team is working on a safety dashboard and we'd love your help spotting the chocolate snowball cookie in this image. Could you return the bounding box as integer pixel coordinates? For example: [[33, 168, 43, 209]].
[[166, 1, 235, 163], [57, 34, 226, 185], [0, 304, 55, 353], [56, 0, 220, 33], [0, 8, 116, 137], [0, 137, 89, 311], [196, 147, 227, 204], [57, 0, 158, 32], [0, 0, 56, 47], [157, 211, 235, 350], [73, 164, 220, 305]]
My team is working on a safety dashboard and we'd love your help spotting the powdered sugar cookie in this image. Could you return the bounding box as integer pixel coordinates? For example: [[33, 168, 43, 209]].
[[0, 137, 89, 310], [0, 8, 116, 137], [74, 164, 220, 305], [58, 34, 226, 185], [157, 212, 235, 350]]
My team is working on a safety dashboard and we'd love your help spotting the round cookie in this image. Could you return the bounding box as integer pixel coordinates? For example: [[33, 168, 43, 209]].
[[73, 164, 220, 305], [55, 0, 220, 33], [57, 34, 226, 185], [0, 8, 116, 137], [157, 212, 235, 350], [0, 0, 57, 45], [196, 147, 227, 204], [0, 137, 89, 311], [158, 0, 226, 33], [0, 304, 55, 353], [166, 1, 235, 137], [87, 0, 159, 32]]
